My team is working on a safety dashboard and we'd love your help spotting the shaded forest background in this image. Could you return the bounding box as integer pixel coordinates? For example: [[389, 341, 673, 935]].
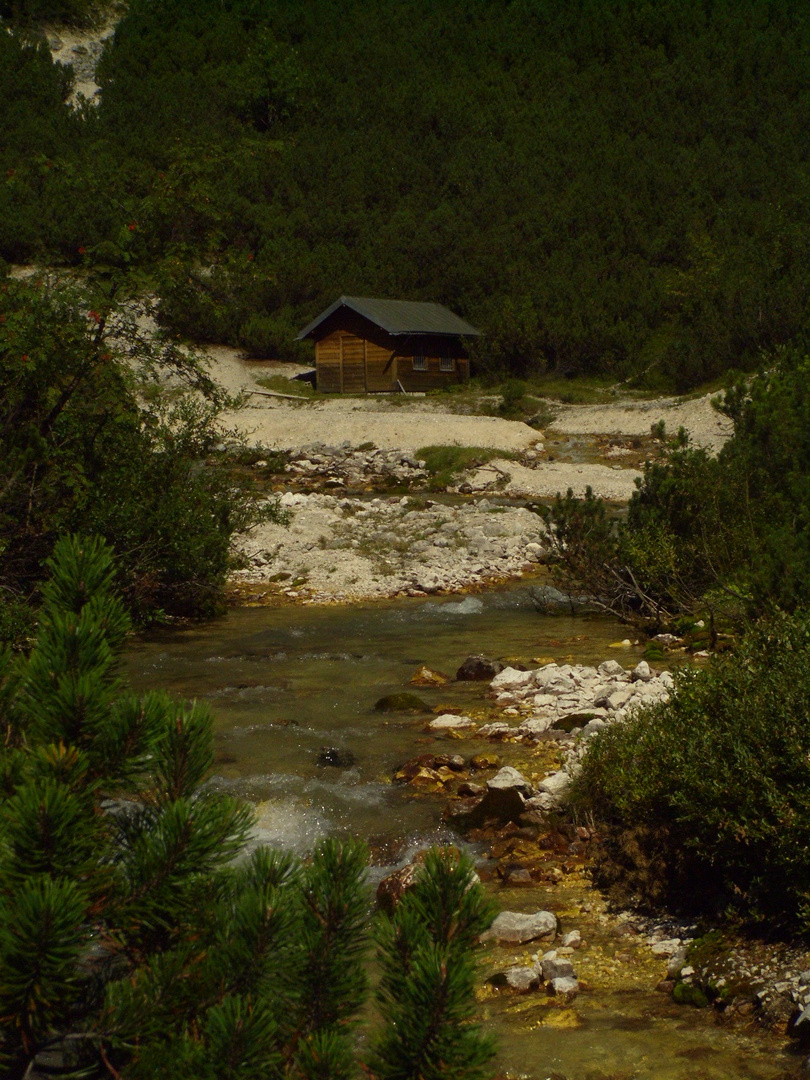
[[2, 0, 810, 389]]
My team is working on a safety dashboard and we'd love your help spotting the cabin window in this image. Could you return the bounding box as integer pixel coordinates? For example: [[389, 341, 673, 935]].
[[412, 355, 427, 371], [440, 357, 454, 372]]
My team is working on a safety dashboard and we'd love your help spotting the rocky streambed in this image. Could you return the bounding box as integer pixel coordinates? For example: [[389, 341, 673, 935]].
[[126, 589, 806, 1078], [383, 654, 810, 1076]]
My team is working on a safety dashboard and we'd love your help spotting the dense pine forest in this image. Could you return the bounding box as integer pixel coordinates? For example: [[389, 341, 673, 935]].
[[3, 0, 810, 388]]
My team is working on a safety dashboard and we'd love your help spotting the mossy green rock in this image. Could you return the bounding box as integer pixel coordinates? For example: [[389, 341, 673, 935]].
[[673, 981, 709, 1008], [374, 692, 429, 713]]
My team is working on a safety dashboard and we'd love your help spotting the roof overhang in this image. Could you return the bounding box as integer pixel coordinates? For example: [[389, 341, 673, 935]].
[[296, 295, 481, 340]]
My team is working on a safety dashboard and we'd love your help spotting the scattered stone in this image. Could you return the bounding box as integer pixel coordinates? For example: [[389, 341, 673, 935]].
[[394, 754, 441, 781], [376, 863, 419, 912], [597, 659, 626, 678], [794, 1007, 810, 1047], [518, 716, 554, 737], [632, 660, 653, 681], [490, 667, 534, 690], [548, 976, 579, 1001], [434, 753, 465, 770], [489, 965, 541, 992], [560, 930, 582, 949], [487, 766, 534, 796], [457, 781, 484, 797], [316, 746, 356, 768], [552, 711, 595, 733], [481, 910, 557, 944], [650, 938, 682, 958], [470, 752, 501, 770], [477, 721, 513, 738], [456, 655, 506, 681], [541, 953, 576, 981], [408, 767, 446, 790], [458, 786, 527, 828], [500, 864, 533, 885], [535, 770, 571, 806], [666, 947, 688, 979]]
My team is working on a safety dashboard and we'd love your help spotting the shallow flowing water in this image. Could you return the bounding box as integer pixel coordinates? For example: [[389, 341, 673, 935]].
[[125, 587, 796, 1080]]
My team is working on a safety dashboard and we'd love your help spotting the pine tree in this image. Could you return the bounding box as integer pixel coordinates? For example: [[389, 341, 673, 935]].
[[0, 535, 496, 1079]]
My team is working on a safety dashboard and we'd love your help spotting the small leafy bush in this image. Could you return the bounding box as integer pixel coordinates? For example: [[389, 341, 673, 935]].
[[0, 277, 279, 621], [574, 610, 810, 929], [497, 379, 528, 417]]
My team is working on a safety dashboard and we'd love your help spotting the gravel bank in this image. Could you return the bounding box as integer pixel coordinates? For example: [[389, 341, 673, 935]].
[[233, 492, 548, 603]]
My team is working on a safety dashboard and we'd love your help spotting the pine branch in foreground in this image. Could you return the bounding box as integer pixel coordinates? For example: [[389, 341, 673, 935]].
[[0, 534, 499, 1080], [370, 849, 497, 1080]]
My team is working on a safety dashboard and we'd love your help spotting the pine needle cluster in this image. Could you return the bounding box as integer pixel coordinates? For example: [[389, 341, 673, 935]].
[[0, 535, 496, 1080]]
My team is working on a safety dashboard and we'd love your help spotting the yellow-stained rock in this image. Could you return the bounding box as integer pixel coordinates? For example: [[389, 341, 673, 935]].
[[408, 767, 444, 791], [409, 665, 450, 687], [537, 1008, 584, 1029], [470, 752, 502, 770], [434, 766, 459, 783]]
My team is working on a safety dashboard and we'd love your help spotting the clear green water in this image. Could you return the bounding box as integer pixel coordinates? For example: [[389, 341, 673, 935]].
[[124, 587, 796, 1080]]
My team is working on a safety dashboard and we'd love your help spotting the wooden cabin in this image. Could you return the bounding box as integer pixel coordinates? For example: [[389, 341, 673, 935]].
[[295, 296, 480, 393]]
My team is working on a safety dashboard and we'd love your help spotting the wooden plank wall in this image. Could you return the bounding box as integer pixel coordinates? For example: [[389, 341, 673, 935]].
[[366, 341, 396, 391], [315, 328, 468, 393], [341, 334, 366, 392], [316, 332, 342, 392]]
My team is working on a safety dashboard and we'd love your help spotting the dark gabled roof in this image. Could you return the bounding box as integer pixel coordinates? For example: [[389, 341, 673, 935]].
[[296, 295, 481, 340]]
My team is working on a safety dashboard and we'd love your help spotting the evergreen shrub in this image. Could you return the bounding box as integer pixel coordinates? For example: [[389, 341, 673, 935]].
[[542, 346, 810, 628], [0, 535, 496, 1080]]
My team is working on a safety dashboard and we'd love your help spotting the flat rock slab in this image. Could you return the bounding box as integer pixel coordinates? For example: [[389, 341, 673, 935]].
[[429, 713, 475, 730], [489, 965, 542, 992]]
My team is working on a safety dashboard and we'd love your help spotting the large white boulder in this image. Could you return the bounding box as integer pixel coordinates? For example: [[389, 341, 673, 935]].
[[487, 766, 533, 796], [490, 666, 535, 690], [481, 910, 558, 944]]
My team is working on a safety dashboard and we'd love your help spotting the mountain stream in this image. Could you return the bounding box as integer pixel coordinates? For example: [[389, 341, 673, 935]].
[[125, 587, 795, 1080]]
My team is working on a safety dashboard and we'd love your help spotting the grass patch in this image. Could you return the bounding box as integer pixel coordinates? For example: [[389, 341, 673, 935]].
[[416, 445, 517, 490], [255, 375, 316, 398], [527, 375, 627, 404]]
